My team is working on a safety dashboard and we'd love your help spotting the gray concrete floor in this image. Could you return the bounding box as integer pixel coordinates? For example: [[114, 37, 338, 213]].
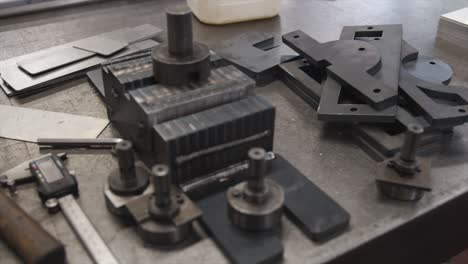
[[1, 0, 468, 263]]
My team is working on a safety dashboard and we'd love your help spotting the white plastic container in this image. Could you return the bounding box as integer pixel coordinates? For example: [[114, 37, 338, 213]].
[[187, 0, 281, 25]]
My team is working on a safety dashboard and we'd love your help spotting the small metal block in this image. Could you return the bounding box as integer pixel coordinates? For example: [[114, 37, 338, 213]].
[[376, 157, 432, 201], [227, 179, 284, 231]]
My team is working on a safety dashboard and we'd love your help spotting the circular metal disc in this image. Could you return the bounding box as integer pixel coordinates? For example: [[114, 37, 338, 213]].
[[402, 55, 453, 85], [227, 179, 284, 231]]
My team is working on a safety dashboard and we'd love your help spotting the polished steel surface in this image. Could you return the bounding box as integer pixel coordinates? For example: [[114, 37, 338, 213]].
[[1, 0, 468, 263]]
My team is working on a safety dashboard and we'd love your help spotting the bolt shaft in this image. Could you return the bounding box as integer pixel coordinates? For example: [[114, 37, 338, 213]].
[[247, 148, 267, 192], [400, 124, 424, 162], [116, 141, 136, 183], [166, 5, 193, 57], [152, 165, 172, 208]]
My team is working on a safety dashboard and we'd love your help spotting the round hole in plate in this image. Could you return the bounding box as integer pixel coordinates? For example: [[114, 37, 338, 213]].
[[368, 26, 374, 30], [430, 61, 436, 65], [294, 35, 299, 39], [373, 88, 381, 93], [374, 38, 380, 40], [358, 47, 366, 51], [350, 107, 358, 112], [459, 109, 466, 113]]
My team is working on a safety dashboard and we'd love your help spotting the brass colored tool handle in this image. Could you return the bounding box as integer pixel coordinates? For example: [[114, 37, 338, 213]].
[[0, 191, 65, 264]]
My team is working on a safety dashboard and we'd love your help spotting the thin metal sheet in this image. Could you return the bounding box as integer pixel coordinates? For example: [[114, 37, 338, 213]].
[[0, 105, 109, 142], [103, 24, 163, 44], [17, 46, 95, 76], [73, 36, 128, 56], [0, 39, 159, 96]]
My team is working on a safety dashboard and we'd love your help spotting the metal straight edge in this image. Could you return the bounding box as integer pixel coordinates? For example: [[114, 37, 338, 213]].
[[58, 195, 119, 264]]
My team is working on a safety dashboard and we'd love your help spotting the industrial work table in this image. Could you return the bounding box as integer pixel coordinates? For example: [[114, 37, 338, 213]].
[[1, 0, 468, 263]]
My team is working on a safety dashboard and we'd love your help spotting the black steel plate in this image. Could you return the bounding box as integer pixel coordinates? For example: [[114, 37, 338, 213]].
[[270, 154, 350, 241], [213, 32, 297, 86]]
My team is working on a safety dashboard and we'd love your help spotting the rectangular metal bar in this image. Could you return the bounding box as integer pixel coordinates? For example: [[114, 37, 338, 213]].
[[37, 138, 123, 149], [271, 155, 351, 241], [58, 195, 119, 264]]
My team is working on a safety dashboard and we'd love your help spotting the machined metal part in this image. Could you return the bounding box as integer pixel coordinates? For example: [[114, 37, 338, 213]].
[[58, 194, 120, 264], [153, 96, 275, 183], [227, 148, 284, 231], [278, 38, 456, 161], [38, 138, 123, 149], [283, 30, 398, 110], [125, 165, 202, 246], [213, 32, 297, 86], [399, 71, 468, 128], [316, 25, 403, 123], [376, 124, 432, 201], [318, 76, 397, 123], [103, 55, 262, 184], [152, 5, 210, 85], [197, 191, 284, 264], [108, 141, 150, 196]]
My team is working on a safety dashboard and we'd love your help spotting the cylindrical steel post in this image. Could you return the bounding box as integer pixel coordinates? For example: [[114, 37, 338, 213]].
[[166, 5, 193, 57], [400, 124, 424, 163], [116, 140, 136, 182], [152, 165, 171, 208], [247, 148, 267, 192]]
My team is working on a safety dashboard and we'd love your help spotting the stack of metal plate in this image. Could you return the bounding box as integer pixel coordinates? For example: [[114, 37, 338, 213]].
[[438, 7, 468, 49], [0, 24, 163, 96], [278, 24, 468, 161]]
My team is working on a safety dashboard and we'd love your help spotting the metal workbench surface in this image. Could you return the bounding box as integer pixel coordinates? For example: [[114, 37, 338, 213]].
[[1, 0, 468, 263]]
